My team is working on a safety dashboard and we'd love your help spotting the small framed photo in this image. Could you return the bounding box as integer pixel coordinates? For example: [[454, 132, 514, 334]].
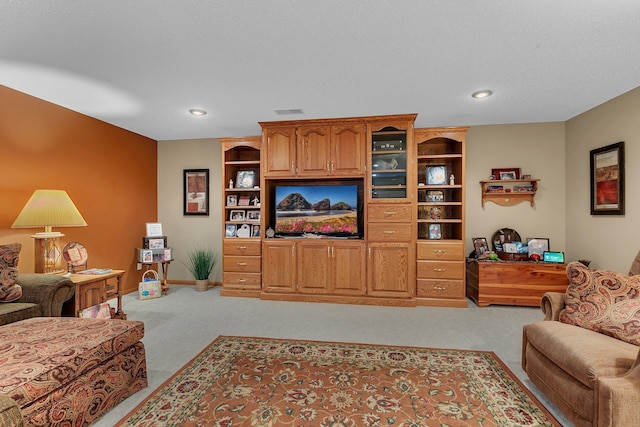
[[226, 195, 237, 206], [247, 211, 260, 221], [427, 190, 444, 202], [473, 237, 489, 259], [184, 169, 209, 216], [252, 224, 261, 237], [238, 195, 251, 206], [143, 236, 167, 249], [225, 224, 237, 238], [236, 170, 255, 188], [230, 210, 245, 221], [492, 168, 521, 180], [426, 165, 447, 185], [499, 171, 517, 180], [428, 223, 442, 240], [163, 248, 172, 261], [527, 238, 550, 257], [142, 249, 153, 263], [146, 222, 163, 237]]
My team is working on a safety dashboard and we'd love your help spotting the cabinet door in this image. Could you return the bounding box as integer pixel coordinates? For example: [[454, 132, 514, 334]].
[[297, 241, 330, 294], [331, 125, 365, 176], [297, 126, 331, 176], [332, 241, 366, 296], [262, 241, 296, 292], [367, 243, 413, 298], [264, 126, 296, 177]]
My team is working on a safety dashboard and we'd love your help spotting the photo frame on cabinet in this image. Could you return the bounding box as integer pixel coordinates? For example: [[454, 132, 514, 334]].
[[473, 237, 489, 259], [590, 141, 624, 215], [428, 223, 442, 240], [427, 190, 444, 202], [246, 211, 260, 221], [252, 224, 261, 237], [230, 210, 245, 221], [235, 170, 255, 188], [225, 224, 237, 238], [226, 195, 237, 206], [527, 238, 550, 257], [426, 165, 447, 185], [184, 169, 209, 216], [499, 171, 517, 180]]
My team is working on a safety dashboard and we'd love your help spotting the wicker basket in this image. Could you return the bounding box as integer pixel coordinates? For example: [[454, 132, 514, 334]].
[[496, 251, 529, 262]]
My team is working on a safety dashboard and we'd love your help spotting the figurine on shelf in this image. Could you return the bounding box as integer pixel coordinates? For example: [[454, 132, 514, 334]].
[[449, 174, 455, 185], [251, 196, 260, 206], [229, 179, 233, 189]]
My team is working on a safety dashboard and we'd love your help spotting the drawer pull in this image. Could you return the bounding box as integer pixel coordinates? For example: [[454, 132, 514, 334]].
[[433, 286, 446, 290], [238, 246, 247, 250], [433, 268, 445, 272], [237, 262, 247, 266], [383, 230, 396, 234], [237, 279, 247, 283], [383, 211, 396, 215], [433, 249, 445, 254]]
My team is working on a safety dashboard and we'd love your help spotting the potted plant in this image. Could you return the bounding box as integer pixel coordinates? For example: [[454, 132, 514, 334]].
[[186, 247, 217, 292]]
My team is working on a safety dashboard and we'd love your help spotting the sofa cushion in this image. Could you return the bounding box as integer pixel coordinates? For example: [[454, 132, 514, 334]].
[[560, 261, 640, 346], [0, 317, 145, 408], [0, 243, 22, 302], [0, 302, 41, 326]]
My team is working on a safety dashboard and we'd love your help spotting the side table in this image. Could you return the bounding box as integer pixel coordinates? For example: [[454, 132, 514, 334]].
[[66, 270, 126, 318], [466, 259, 569, 307]]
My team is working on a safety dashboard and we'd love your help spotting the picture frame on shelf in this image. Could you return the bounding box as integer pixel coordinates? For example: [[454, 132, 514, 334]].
[[183, 169, 209, 216], [590, 141, 624, 215], [235, 170, 255, 188], [252, 224, 261, 237], [246, 211, 260, 221], [427, 190, 444, 202], [491, 168, 521, 180], [230, 210, 245, 221], [499, 171, 517, 180], [146, 222, 163, 237], [238, 195, 250, 206], [143, 236, 167, 249], [527, 238, 550, 257], [226, 195, 237, 206], [225, 224, 237, 238], [236, 224, 251, 238], [472, 237, 490, 259], [428, 223, 442, 240], [426, 165, 447, 185]]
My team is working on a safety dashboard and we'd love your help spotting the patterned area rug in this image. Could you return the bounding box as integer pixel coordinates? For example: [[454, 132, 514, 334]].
[[116, 336, 558, 426]]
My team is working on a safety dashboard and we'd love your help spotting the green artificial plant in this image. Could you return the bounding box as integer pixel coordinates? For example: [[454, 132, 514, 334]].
[[186, 247, 217, 280]]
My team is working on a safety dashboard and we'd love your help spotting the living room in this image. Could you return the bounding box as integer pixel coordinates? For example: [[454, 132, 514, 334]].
[[2, 3, 640, 426]]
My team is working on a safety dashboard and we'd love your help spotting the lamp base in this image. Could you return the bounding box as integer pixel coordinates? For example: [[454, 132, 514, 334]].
[[32, 234, 65, 274]]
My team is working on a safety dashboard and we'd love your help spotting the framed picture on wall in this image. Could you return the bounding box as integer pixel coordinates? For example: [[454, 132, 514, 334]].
[[184, 169, 209, 216], [590, 141, 624, 215]]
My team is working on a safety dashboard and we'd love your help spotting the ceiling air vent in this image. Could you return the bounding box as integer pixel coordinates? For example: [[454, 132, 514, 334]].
[[274, 108, 304, 115]]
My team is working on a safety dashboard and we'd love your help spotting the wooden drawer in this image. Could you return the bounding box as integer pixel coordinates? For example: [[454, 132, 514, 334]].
[[223, 255, 261, 273], [224, 240, 261, 256], [368, 204, 412, 222], [223, 272, 261, 289], [368, 223, 412, 242], [417, 279, 464, 298], [417, 242, 464, 261], [417, 260, 464, 279]]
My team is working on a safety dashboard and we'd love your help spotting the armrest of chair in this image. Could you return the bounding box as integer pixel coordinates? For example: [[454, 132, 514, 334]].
[[598, 348, 640, 426], [15, 274, 75, 317], [540, 292, 566, 321], [0, 394, 23, 427]]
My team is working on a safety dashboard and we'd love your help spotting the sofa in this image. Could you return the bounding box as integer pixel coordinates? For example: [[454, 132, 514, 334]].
[[522, 261, 640, 427], [0, 274, 75, 326], [0, 317, 147, 426]]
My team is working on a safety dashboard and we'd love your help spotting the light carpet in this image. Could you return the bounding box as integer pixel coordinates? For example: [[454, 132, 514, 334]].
[[116, 335, 559, 426]]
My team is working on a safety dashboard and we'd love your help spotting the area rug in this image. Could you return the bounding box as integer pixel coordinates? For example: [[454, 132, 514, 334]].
[[116, 336, 559, 426]]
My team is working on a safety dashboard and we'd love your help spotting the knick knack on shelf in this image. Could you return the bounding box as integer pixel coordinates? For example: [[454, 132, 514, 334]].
[[449, 174, 455, 185], [229, 179, 233, 189]]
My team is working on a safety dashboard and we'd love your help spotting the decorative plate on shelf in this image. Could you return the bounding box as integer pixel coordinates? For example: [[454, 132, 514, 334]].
[[63, 242, 88, 268], [491, 228, 521, 251], [426, 165, 446, 185]]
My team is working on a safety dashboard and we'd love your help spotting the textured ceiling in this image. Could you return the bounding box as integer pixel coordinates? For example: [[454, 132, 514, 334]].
[[1, 1, 639, 141]]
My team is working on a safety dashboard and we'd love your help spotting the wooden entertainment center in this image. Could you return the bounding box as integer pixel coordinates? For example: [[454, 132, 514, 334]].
[[220, 114, 468, 307]]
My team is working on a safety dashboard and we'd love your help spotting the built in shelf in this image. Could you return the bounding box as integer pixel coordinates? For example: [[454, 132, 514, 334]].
[[480, 179, 540, 207]]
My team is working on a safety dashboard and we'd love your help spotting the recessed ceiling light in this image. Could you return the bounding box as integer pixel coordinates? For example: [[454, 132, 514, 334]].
[[189, 109, 207, 116], [471, 90, 493, 99]]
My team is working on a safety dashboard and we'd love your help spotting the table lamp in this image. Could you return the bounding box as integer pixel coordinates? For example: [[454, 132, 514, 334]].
[[12, 189, 87, 274]]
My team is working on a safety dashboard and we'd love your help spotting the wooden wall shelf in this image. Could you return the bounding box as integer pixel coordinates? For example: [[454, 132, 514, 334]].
[[480, 179, 540, 207]]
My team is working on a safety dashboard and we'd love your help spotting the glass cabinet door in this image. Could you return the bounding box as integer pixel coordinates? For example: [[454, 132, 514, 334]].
[[370, 127, 407, 200]]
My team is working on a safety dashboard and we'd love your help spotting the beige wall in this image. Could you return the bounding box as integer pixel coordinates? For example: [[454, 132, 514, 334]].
[[157, 138, 223, 283], [566, 86, 640, 272], [465, 123, 566, 255]]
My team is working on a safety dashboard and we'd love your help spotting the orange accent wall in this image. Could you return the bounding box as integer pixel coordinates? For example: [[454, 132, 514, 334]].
[[0, 85, 157, 294]]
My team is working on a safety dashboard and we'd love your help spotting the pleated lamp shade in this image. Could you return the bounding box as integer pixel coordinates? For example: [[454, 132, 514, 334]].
[[12, 189, 87, 236]]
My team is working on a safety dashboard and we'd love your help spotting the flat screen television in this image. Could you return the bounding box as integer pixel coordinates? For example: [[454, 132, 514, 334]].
[[274, 184, 361, 237]]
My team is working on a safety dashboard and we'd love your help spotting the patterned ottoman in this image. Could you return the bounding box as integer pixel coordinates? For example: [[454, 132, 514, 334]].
[[0, 317, 147, 426]]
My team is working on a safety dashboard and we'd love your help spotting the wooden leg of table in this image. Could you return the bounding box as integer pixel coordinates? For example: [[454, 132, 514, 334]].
[[161, 262, 170, 295], [115, 274, 127, 319]]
